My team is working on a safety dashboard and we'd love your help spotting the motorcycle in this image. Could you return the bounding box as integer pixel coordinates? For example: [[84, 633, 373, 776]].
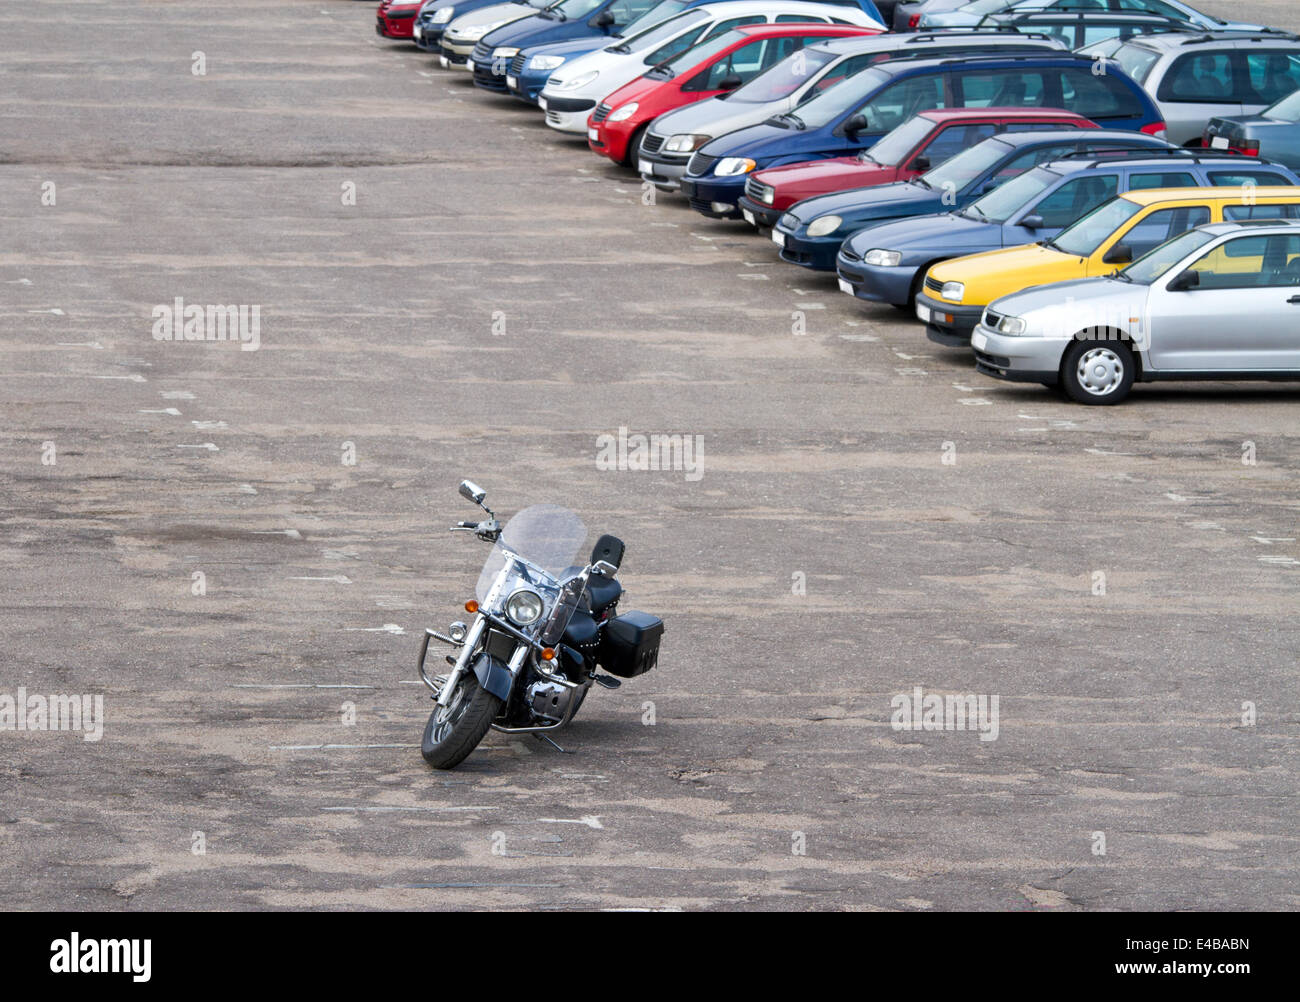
[[417, 480, 664, 769]]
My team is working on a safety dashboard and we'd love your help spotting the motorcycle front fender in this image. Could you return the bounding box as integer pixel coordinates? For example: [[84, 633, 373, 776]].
[[472, 652, 515, 702]]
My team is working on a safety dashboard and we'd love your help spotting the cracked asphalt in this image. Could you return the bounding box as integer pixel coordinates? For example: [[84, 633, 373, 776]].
[[0, 0, 1297, 910]]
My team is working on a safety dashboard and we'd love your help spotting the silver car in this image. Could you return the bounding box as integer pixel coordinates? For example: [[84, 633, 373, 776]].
[[972, 219, 1300, 404], [1203, 85, 1300, 170], [1078, 30, 1300, 146]]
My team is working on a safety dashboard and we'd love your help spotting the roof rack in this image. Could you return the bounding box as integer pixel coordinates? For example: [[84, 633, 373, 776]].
[[1054, 148, 1282, 168], [1177, 29, 1300, 44]]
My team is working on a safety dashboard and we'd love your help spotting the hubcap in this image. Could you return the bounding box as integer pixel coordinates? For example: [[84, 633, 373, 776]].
[[1076, 347, 1123, 396]]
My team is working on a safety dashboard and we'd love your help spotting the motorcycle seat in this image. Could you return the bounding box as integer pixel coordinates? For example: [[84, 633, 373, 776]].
[[562, 611, 602, 663], [587, 572, 622, 615]]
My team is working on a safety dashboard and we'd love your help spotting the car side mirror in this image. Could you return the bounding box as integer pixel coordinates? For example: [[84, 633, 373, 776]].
[[1102, 242, 1132, 265], [1020, 214, 1045, 230], [843, 113, 869, 137], [459, 480, 487, 506], [591, 10, 614, 28], [1167, 269, 1200, 291], [717, 72, 743, 92], [912, 155, 930, 172]]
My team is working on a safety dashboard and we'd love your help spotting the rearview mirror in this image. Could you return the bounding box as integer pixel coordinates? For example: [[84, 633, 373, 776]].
[[1102, 243, 1132, 265], [717, 72, 743, 92], [459, 480, 487, 506], [1020, 214, 1045, 230], [1167, 269, 1200, 292], [843, 113, 869, 137]]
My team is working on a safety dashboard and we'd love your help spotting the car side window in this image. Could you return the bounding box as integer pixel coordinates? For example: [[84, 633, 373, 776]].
[[922, 123, 998, 164], [607, 0, 658, 29], [1128, 171, 1196, 189], [776, 13, 827, 22], [1207, 170, 1291, 186], [1059, 68, 1140, 120], [1003, 121, 1080, 132], [1034, 174, 1120, 227], [956, 70, 1046, 109], [701, 16, 764, 39], [854, 74, 947, 133], [1119, 205, 1211, 257], [993, 143, 1082, 180], [1116, 0, 1183, 16], [1183, 235, 1300, 288], [1241, 51, 1300, 105], [1223, 203, 1300, 220], [645, 25, 708, 64], [1157, 52, 1236, 103]]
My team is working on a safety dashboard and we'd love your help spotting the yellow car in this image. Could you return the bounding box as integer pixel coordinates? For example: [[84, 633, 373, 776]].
[[916, 186, 1300, 346]]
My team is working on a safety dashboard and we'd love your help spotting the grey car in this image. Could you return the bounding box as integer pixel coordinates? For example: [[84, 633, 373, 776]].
[[1203, 85, 1300, 170], [1078, 30, 1300, 146], [637, 29, 1066, 191], [972, 218, 1300, 403], [919, 0, 1261, 32]]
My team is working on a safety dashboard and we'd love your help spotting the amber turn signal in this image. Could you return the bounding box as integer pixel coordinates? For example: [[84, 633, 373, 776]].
[[465, 600, 478, 613], [541, 647, 556, 661]]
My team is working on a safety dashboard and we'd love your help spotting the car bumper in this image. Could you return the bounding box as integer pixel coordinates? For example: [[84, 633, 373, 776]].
[[680, 175, 747, 218], [507, 72, 547, 104], [472, 60, 510, 93], [377, 15, 417, 39], [637, 150, 692, 190], [916, 293, 984, 346], [413, 23, 446, 50], [736, 196, 782, 229], [440, 39, 475, 62], [836, 254, 915, 306], [772, 227, 840, 271], [970, 323, 1065, 384], [540, 95, 597, 133]]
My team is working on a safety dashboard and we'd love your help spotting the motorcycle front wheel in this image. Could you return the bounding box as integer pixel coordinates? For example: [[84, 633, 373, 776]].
[[421, 671, 502, 770]]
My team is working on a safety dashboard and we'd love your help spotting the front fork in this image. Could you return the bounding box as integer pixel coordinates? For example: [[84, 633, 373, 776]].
[[420, 615, 485, 706]]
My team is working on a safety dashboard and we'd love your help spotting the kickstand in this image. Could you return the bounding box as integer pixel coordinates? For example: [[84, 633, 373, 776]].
[[533, 732, 574, 754]]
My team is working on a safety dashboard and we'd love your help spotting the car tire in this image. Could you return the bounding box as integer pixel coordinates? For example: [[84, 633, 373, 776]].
[[623, 124, 649, 168], [1060, 338, 1135, 405]]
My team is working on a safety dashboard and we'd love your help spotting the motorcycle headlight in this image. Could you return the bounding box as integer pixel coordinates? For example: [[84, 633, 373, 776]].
[[492, 46, 520, 59], [505, 589, 545, 627], [864, 248, 902, 267], [665, 133, 711, 153], [433, 7, 455, 23], [941, 281, 965, 302], [806, 215, 842, 238], [608, 102, 639, 122], [714, 157, 756, 177], [530, 54, 566, 71], [995, 314, 1027, 336], [554, 70, 597, 90]]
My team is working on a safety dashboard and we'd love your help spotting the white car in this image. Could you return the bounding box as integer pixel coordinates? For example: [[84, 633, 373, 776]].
[[440, 0, 552, 69], [538, 1, 883, 134]]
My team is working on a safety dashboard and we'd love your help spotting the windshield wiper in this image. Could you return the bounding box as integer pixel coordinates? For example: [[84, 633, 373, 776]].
[[647, 66, 674, 79], [909, 176, 933, 190], [964, 205, 988, 221], [1109, 268, 1133, 282], [609, 42, 631, 53]]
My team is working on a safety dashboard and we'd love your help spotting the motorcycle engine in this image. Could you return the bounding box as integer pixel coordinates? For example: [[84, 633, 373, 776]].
[[527, 679, 580, 724]]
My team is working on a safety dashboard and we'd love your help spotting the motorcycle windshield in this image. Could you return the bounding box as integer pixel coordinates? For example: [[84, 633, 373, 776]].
[[475, 504, 587, 605]]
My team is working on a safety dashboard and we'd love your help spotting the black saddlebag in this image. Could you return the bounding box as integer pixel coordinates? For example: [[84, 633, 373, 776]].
[[599, 610, 663, 678]]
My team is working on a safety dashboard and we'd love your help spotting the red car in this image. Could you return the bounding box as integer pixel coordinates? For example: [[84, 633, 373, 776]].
[[737, 107, 1098, 228], [588, 22, 878, 167], [377, 0, 422, 40]]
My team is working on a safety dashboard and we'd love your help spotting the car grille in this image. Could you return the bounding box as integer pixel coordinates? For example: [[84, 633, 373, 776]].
[[641, 133, 664, 155], [924, 275, 944, 295], [974, 349, 1012, 370], [744, 176, 774, 205], [687, 152, 716, 177], [839, 247, 861, 263], [591, 103, 611, 123], [546, 111, 563, 126], [510, 53, 526, 76], [471, 41, 492, 64], [983, 310, 1002, 329]]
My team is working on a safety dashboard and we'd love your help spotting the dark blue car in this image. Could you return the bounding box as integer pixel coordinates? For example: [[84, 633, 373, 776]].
[[679, 51, 1167, 220], [835, 151, 1300, 306], [773, 130, 1173, 271]]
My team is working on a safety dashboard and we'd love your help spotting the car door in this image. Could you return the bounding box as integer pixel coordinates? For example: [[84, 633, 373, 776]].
[[1147, 233, 1300, 370], [1089, 203, 1211, 275], [1022, 172, 1121, 238], [908, 121, 998, 172]]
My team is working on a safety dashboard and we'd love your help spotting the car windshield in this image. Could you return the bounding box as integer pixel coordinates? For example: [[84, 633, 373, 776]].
[[1265, 86, 1300, 121], [966, 165, 1059, 223], [1121, 228, 1219, 283], [921, 137, 1015, 193], [620, 0, 688, 37], [621, 8, 708, 50], [545, 0, 604, 20], [859, 114, 937, 166], [1050, 196, 1143, 257], [653, 29, 745, 75], [960, 0, 1017, 13], [727, 47, 841, 104], [786, 66, 890, 129]]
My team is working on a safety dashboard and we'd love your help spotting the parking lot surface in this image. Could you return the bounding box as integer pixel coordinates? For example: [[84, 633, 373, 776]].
[[1, 0, 1297, 910]]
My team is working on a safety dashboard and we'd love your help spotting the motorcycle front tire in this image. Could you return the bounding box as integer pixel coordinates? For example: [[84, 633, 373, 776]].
[[421, 671, 503, 770]]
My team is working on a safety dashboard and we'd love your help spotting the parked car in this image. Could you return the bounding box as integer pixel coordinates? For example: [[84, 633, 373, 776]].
[[837, 148, 1300, 307], [919, 0, 1262, 32], [440, 0, 555, 67], [1077, 30, 1300, 146], [772, 129, 1172, 269], [414, 0, 518, 52], [589, 22, 878, 165], [677, 51, 1167, 219], [1203, 85, 1300, 169], [917, 183, 1300, 344], [975, 10, 1199, 48], [639, 30, 1070, 192], [738, 106, 1096, 228], [377, 0, 425, 39], [525, 1, 882, 112], [470, 0, 687, 93], [972, 219, 1300, 403]]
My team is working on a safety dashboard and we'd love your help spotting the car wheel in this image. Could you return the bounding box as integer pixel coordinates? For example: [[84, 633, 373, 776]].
[[1061, 338, 1134, 405], [623, 124, 649, 168]]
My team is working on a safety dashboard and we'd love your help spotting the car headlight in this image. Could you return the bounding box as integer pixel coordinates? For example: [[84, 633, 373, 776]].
[[806, 215, 843, 239], [665, 133, 710, 153], [864, 249, 902, 267], [941, 281, 965, 302], [492, 46, 520, 59], [994, 314, 1027, 336], [554, 70, 597, 90], [505, 589, 545, 627], [432, 7, 455, 23], [714, 157, 756, 177], [530, 54, 565, 71], [608, 102, 639, 122]]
